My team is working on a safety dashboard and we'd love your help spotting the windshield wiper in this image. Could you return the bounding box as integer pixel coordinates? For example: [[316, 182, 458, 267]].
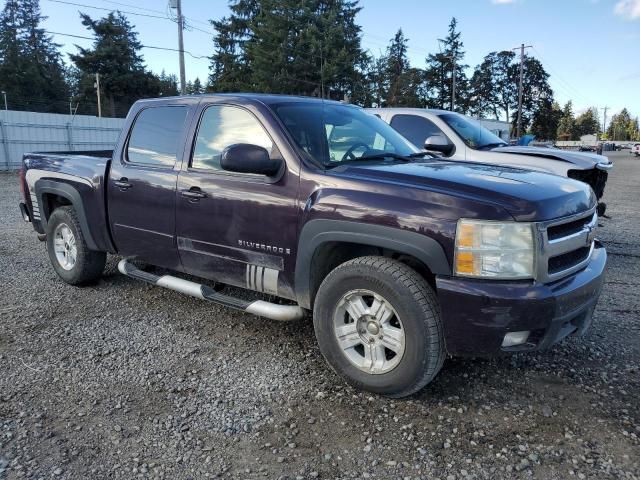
[[356, 152, 414, 162], [479, 142, 508, 150], [327, 153, 412, 167], [407, 151, 439, 158]]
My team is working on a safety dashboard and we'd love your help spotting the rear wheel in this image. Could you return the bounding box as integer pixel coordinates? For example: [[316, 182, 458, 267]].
[[313, 256, 445, 398], [46, 206, 106, 285]]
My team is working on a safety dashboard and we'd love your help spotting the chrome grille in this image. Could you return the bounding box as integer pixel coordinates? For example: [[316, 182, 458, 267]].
[[535, 208, 597, 283]]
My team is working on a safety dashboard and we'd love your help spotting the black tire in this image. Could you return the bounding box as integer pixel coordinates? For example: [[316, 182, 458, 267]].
[[313, 256, 445, 398], [46, 206, 106, 285]]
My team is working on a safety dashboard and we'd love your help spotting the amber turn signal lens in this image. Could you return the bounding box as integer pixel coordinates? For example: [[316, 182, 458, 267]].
[[455, 251, 475, 275], [457, 222, 475, 249]]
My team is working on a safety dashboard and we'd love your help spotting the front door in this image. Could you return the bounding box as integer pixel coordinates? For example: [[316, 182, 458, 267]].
[[176, 103, 299, 299], [108, 104, 190, 270]]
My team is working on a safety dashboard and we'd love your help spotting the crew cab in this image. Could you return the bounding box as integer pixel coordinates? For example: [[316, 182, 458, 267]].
[[19, 95, 607, 398], [633, 143, 640, 156], [370, 108, 613, 215]]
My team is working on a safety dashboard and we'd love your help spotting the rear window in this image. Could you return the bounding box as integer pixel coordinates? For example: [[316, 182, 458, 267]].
[[127, 106, 188, 167]]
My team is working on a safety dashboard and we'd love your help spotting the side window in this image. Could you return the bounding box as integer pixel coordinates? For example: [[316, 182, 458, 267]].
[[127, 106, 188, 167], [390, 114, 444, 149], [192, 105, 273, 171]]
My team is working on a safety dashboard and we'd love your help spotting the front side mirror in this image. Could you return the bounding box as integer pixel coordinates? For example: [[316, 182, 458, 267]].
[[221, 143, 282, 176], [424, 134, 454, 156]]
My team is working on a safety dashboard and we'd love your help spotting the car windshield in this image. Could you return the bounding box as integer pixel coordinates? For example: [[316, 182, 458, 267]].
[[271, 102, 420, 167], [438, 113, 508, 150]]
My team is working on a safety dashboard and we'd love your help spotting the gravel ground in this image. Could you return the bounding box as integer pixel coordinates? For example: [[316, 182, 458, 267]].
[[0, 151, 638, 480]]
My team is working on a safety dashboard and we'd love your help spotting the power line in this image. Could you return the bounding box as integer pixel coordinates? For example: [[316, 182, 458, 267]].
[[43, 0, 214, 36], [97, 0, 214, 29], [99, 0, 212, 27], [44, 30, 210, 60], [531, 46, 595, 106], [43, 0, 168, 19], [99, 0, 168, 15]]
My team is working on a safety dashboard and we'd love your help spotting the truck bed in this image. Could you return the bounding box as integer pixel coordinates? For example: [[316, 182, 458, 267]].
[[21, 150, 116, 253]]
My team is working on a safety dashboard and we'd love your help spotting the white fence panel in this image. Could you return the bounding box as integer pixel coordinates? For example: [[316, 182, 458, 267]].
[[0, 110, 125, 171]]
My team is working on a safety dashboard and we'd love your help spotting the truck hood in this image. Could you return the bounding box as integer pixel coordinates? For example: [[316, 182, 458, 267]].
[[336, 160, 595, 221], [491, 146, 612, 170]]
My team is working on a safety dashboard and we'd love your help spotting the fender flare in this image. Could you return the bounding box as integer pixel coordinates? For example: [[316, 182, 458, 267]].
[[35, 179, 99, 251], [294, 219, 451, 309]]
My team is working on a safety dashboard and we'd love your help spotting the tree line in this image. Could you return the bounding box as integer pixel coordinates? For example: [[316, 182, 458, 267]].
[[0, 0, 205, 117], [1, 0, 638, 141]]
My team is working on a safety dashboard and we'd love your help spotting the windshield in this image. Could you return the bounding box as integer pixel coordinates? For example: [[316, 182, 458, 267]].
[[271, 102, 420, 167], [438, 113, 508, 150]]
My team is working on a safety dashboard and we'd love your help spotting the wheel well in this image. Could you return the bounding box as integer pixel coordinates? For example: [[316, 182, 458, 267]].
[[308, 241, 436, 308], [41, 193, 72, 222]]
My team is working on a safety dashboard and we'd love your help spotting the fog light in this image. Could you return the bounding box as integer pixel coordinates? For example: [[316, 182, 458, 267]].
[[502, 331, 530, 347]]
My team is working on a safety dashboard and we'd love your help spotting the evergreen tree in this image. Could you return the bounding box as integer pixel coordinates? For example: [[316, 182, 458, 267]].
[[157, 70, 179, 97], [557, 101, 575, 140], [374, 29, 424, 107], [0, 0, 68, 113], [361, 54, 387, 108], [0, 0, 22, 108], [606, 108, 637, 141], [384, 29, 407, 105], [70, 11, 160, 117], [191, 77, 203, 94], [209, 0, 367, 100], [209, 0, 259, 92], [574, 107, 600, 138], [530, 99, 562, 140], [423, 17, 469, 112]]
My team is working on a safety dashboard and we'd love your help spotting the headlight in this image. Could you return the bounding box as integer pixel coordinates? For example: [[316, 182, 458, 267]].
[[454, 219, 535, 279]]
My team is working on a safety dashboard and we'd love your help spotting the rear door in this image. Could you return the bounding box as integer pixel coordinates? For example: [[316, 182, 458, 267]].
[[108, 103, 192, 269], [175, 102, 300, 299]]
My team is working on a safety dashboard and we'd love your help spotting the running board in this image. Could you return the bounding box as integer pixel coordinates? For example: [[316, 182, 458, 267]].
[[117, 259, 305, 322]]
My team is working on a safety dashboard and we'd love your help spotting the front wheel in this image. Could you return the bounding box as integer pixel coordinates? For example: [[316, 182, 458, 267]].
[[46, 206, 106, 285], [313, 256, 445, 398]]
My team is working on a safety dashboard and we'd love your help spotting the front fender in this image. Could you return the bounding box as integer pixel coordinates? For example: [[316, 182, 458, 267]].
[[294, 219, 451, 309]]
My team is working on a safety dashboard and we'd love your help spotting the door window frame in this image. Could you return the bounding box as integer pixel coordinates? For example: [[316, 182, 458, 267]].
[[122, 104, 191, 171], [184, 102, 285, 183]]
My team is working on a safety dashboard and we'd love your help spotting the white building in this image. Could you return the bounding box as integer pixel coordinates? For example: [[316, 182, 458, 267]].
[[476, 118, 512, 141]]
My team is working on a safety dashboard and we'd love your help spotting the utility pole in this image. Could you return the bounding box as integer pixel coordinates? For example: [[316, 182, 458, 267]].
[[1, 91, 7, 110], [176, 0, 186, 95], [69, 96, 73, 116], [601, 106, 608, 136], [513, 43, 532, 139], [95, 73, 102, 118]]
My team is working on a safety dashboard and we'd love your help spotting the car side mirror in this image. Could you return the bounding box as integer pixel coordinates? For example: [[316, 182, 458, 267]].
[[220, 144, 282, 176], [424, 134, 454, 156]]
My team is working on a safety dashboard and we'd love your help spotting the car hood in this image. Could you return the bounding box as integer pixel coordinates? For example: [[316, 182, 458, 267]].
[[491, 146, 612, 170], [335, 160, 596, 221]]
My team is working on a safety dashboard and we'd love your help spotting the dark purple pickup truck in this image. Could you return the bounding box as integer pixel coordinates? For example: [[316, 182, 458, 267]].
[[19, 94, 606, 397]]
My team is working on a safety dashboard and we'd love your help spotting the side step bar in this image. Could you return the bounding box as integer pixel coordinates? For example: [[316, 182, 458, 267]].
[[117, 259, 305, 322]]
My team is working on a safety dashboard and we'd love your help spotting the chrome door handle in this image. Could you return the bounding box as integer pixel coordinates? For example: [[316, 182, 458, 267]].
[[181, 188, 207, 200], [114, 178, 132, 189]]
